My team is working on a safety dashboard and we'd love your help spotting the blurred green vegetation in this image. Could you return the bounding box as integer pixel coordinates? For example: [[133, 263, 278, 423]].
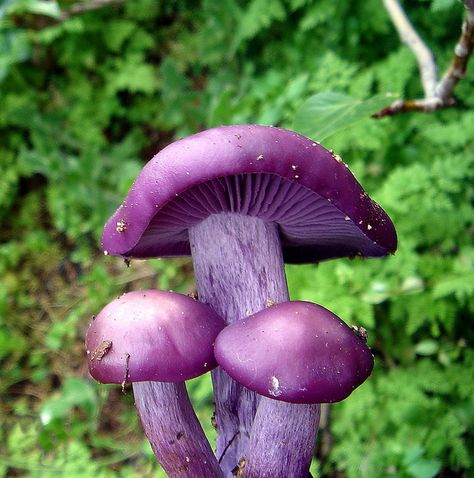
[[0, 0, 473, 477]]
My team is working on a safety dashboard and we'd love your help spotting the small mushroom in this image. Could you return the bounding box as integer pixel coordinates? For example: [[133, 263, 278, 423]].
[[100, 125, 396, 474], [86, 290, 225, 478], [214, 301, 373, 478]]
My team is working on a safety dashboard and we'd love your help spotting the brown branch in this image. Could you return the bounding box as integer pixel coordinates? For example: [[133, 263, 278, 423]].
[[374, 97, 452, 118], [436, 2, 474, 102], [315, 403, 333, 467], [9, 0, 126, 29], [60, 0, 125, 20], [374, 0, 474, 118]]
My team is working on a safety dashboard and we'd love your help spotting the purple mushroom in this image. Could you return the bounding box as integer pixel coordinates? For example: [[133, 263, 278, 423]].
[[100, 125, 396, 475], [86, 289, 225, 478], [214, 301, 374, 477]]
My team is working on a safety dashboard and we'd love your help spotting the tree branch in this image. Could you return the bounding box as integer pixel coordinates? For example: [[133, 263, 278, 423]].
[[436, 1, 474, 102], [382, 0, 437, 98], [60, 0, 125, 20], [374, 0, 474, 118], [9, 0, 126, 29]]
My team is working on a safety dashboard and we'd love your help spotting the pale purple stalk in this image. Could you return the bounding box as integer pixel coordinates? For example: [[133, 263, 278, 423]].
[[245, 400, 320, 478], [189, 213, 319, 476], [133, 381, 223, 478]]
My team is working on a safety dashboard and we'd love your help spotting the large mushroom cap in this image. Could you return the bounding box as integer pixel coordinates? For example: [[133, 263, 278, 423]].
[[102, 125, 396, 264], [214, 301, 374, 404], [86, 290, 225, 384]]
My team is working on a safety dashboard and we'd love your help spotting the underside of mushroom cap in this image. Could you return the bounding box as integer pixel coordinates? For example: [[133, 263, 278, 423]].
[[214, 301, 374, 404], [86, 290, 225, 384], [102, 125, 397, 263]]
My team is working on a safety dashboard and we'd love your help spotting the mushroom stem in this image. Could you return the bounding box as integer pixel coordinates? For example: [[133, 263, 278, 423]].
[[133, 381, 223, 478], [189, 213, 290, 475], [244, 399, 321, 478]]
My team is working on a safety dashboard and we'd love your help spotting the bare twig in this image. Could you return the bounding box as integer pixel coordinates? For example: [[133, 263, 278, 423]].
[[315, 403, 333, 466], [374, 97, 449, 117], [60, 0, 125, 20], [9, 0, 126, 28], [374, 0, 474, 118], [382, 0, 437, 98], [436, 1, 474, 101]]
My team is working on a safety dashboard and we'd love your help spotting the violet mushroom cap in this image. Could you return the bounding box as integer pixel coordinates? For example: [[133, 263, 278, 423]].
[[214, 301, 374, 404], [101, 124, 396, 263], [86, 289, 226, 478], [86, 289, 225, 384]]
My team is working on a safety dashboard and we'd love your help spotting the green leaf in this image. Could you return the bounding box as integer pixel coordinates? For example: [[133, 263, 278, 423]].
[[0, 0, 17, 19], [234, 0, 286, 47], [40, 378, 97, 425], [293, 91, 394, 141], [431, 0, 457, 11], [406, 455, 442, 478], [102, 20, 136, 52], [11, 0, 61, 18], [0, 30, 31, 82], [361, 281, 390, 304], [432, 271, 474, 301], [107, 56, 157, 94], [414, 340, 439, 356]]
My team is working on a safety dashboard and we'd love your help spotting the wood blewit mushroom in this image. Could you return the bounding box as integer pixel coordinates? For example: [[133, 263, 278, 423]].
[[214, 301, 374, 478], [85, 289, 225, 478], [100, 124, 397, 476]]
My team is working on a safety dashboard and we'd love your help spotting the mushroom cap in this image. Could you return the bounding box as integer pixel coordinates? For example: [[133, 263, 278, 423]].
[[86, 290, 225, 384], [102, 125, 396, 264], [213, 301, 374, 404]]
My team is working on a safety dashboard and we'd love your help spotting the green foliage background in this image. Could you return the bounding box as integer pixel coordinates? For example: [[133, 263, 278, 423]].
[[0, 0, 473, 477]]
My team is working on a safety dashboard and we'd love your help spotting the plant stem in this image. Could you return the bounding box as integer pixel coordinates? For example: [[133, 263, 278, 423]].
[[244, 399, 321, 478], [133, 381, 223, 478], [189, 213, 290, 476]]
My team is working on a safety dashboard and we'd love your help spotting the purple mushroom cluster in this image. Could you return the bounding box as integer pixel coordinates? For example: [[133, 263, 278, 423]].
[[86, 125, 396, 478]]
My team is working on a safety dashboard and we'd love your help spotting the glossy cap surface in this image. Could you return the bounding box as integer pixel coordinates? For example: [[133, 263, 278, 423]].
[[214, 301, 374, 403], [86, 290, 225, 384], [102, 125, 396, 263]]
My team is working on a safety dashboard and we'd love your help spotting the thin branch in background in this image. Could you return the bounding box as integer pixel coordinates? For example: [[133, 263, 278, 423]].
[[382, 0, 437, 98], [315, 403, 333, 467], [374, 0, 474, 117], [436, 0, 474, 102], [60, 0, 125, 20]]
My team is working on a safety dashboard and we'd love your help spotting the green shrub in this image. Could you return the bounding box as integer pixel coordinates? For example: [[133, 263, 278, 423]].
[[0, 0, 472, 476]]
